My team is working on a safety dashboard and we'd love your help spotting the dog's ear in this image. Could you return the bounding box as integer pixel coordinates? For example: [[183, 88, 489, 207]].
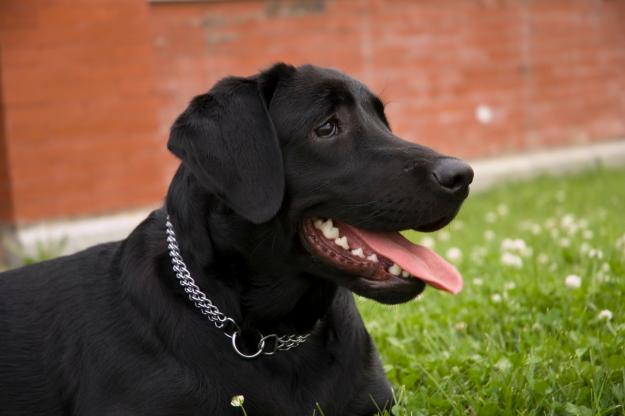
[[168, 64, 294, 224]]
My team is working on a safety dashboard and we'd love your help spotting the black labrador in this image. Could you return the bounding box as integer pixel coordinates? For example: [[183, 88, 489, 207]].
[[0, 63, 473, 415]]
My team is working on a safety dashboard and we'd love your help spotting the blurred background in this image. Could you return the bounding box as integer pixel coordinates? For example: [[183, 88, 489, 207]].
[[1, 0, 624, 265]]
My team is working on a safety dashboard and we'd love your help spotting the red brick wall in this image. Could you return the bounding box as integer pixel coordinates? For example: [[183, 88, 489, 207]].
[[0, 57, 13, 222], [1, 0, 625, 224], [0, 0, 173, 223], [149, 0, 625, 157]]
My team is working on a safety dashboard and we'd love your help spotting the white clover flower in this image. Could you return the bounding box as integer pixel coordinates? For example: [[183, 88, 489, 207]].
[[420, 236, 435, 249], [455, 321, 467, 331], [501, 252, 523, 268], [596, 267, 610, 283], [485, 212, 497, 223], [438, 230, 450, 241], [582, 229, 593, 240], [560, 214, 575, 228], [501, 238, 515, 251], [230, 395, 245, 407], [588, 248, 604, 259], [501, 238, 531, 259], [559, 237, 571, 248], [497, 204, 509, 216], [470, 247, 487, 264], [473, 277, 484, 286], [504, 281, 516, 290], [446, 247, 462, 262], [530, 224, 542, 235], [484, 230, 496, 241], [537, 253, 549, 264], [565, 274, 582, 289], [598, 310, 613, 321], [495, 357, 512, 371], [501, 238, 527, 252], [558, 213, 581, 236], [491, 293, 502, 303], [565, 224, 579, 236], [579, 242, 591, 255]]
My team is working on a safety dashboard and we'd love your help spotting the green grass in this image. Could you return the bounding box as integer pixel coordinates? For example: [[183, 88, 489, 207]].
[[361, 167, 625, 416], [7, 167, 625, 415]]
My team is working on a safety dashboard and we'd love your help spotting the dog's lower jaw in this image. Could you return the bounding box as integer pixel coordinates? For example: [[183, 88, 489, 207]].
[[347, 276, 426, 304], [299, 219, 427, 304]]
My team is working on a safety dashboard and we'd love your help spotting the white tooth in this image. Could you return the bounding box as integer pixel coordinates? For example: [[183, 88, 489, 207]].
[[401, 270, 410, 278], [351, 248, 365, 258], [323, 227, 339, 240], [313, 219, 324, 230], [366, 254, 379, 263], [320, 219, 339, 239], [334, 236, 349, 250], [388, 263, 402, 276]]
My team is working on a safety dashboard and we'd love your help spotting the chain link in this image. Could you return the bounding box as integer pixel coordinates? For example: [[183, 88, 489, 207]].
[[166, 215, 310, 358]]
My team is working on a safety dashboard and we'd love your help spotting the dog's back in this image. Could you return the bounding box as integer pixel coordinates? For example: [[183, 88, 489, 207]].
[[0, 243, 121, 415]]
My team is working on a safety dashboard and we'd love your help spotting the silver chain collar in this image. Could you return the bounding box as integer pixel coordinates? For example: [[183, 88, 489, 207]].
[[165, 215, 310, 359]]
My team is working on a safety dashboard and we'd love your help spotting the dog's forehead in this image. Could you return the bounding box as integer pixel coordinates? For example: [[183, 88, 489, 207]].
[[292, 65, 374, 102], [267, 65, 388, 137], [275, 65, 380, 115], [298, 65, 357, 85]]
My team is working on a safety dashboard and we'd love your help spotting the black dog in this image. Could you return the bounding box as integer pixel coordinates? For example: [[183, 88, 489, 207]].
[[0, 64, 472, 415]]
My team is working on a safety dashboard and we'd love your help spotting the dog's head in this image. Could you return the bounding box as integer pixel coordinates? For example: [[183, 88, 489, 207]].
[[167, 63, 472, 306]]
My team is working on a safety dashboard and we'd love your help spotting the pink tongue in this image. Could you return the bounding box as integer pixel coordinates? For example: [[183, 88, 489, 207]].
[[347, 226, 463, 294]]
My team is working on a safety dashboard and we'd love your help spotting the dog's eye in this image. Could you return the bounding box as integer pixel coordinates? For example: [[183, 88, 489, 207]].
[[314, 119, 339, 138]]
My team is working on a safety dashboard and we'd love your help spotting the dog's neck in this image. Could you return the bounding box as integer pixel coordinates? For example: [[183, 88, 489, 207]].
[[163, 166, 337, 336]]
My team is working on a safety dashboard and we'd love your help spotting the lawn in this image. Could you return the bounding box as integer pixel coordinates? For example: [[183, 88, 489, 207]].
[[4, 167, 624, 415], [360, 167, 625, 416]]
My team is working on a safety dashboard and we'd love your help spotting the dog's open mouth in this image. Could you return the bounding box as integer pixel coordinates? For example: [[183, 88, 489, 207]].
[[300, 217, 463, 294]]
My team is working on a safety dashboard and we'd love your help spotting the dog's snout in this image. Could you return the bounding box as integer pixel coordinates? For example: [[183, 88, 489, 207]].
[[431, 158, 474, 193]]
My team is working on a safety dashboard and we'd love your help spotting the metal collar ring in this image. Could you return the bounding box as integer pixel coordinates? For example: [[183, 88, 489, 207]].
[[231, 331, 266, 359]]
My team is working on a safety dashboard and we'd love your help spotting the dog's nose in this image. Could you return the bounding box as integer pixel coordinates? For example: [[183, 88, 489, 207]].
[[431, 158, 474, 193]]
